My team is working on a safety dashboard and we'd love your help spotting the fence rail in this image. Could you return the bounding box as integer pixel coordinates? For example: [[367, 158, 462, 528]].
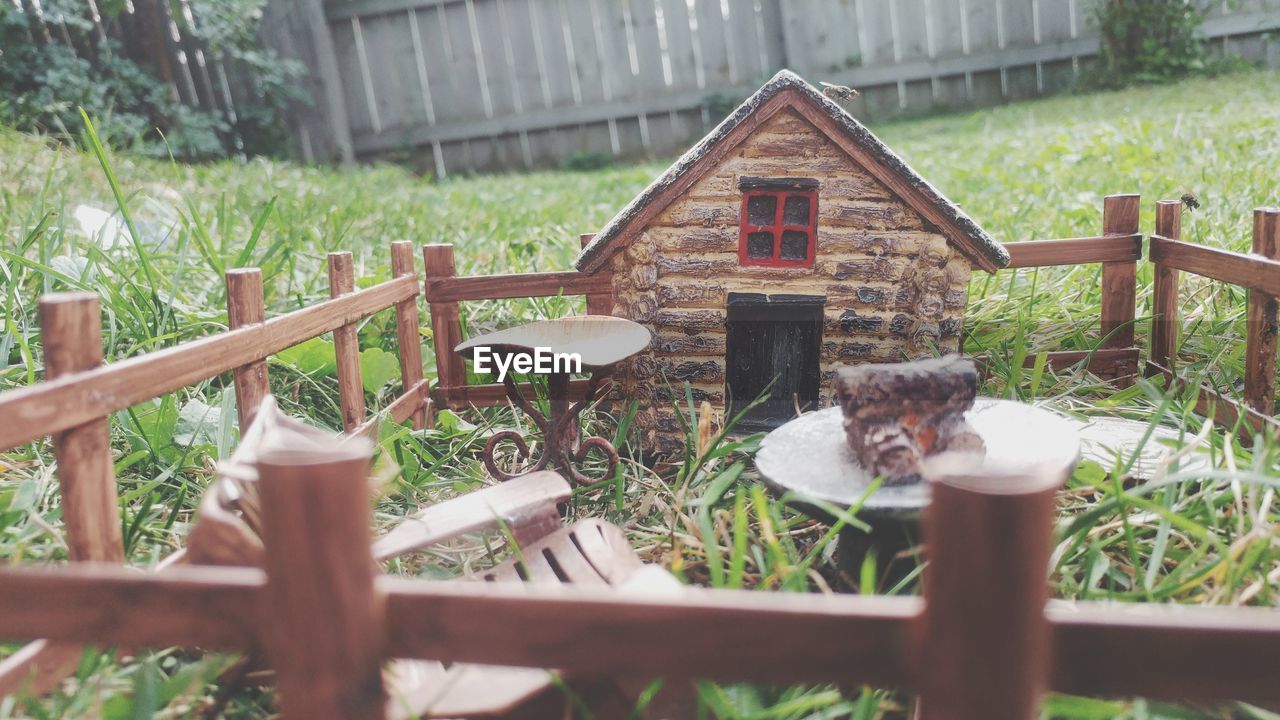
[[277, 0, 1280, 173], [0, 275, 419, 450], [1149, 233, 1280, 297], [1003, 233, 1142, 268]]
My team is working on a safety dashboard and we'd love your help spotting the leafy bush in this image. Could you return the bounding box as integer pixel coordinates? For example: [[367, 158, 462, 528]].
[[0, 0, 303, 159], [561, 151, 612, 171], [0, 10, 164, 146], [183, 0, 309, 157], [1091, 0, 1213, 85]]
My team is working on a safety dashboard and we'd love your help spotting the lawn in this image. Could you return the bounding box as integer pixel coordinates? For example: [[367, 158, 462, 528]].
[[2, 68, 1280, 719]]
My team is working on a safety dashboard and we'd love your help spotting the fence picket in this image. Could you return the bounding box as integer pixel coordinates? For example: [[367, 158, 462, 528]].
[[257, 440, 386, 720], [1101, 194, 1141, 384], [1244, 209, 1280, 416], [927, 0, 970, 106], [854, 0, 901, 115], [328, 252, 367, 432], [1149, 201, 1182, 377], [226, 269, 271, 428], [39, 294, 124, 564]]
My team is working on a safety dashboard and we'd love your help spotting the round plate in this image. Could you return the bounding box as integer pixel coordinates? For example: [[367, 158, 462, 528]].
[[755, 398, 1081, 518], [1075, 416, 1211, 477]]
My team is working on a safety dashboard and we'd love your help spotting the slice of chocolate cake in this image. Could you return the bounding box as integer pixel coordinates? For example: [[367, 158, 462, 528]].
[[835, 356, 985, 485]]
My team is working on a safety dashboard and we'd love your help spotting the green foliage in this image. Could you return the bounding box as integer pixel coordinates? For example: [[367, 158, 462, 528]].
[[1090, 0, 1228, 86], [560, 150, 613, 171], [274, 337, 340, 377], [359, 346, 401, 394], [99, 653, 236, 720], [0, 0, 303, 159], [0, 10, 167, 147], [180, 0, 309, 157]]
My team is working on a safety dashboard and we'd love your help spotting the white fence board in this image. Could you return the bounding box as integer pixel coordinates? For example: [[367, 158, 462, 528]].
[[694, 0, 733, 86]]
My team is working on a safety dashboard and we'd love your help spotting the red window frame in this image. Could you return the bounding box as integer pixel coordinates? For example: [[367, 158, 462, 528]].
[[738, 188, 818, 268]]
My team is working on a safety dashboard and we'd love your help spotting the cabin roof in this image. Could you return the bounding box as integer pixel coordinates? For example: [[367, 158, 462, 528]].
[[575, 70, 1010, 274]]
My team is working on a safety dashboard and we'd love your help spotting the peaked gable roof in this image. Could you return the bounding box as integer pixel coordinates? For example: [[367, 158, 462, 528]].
[[576, 70, 1009, 274]]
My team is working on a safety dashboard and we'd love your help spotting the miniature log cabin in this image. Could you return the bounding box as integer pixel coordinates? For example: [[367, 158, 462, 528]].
[[575, 70, 1010, 452]]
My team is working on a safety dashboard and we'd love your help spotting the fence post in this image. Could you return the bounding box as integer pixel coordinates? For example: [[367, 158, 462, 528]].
[[1101, 194, 1140, 384], [423, 244, 465, 408], [1244, 209, 1280, 416], [391, 241, 429, 429], [256, 436, 385, 720], [580, 233, 614, 316], [39, 293, 124, 563], [328, 252, 366, 432], [0, 294, 129, 696], [226, 269, 271, 428], [917, 466, 1064, 720], [1149, 200, 1183, 376]]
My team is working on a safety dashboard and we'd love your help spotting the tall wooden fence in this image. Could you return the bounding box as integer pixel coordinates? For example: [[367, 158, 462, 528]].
[[14, 0, 1280, 171], [277, 0, 1280, 173]]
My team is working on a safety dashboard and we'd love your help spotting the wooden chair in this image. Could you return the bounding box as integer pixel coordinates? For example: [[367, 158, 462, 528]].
[[184, 396, 680, 718]]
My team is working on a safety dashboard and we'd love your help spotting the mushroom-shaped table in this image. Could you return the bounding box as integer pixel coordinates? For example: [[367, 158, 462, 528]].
[[456, 315, 650, 484]]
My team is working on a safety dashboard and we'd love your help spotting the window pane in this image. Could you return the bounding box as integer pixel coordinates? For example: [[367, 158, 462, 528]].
[[746, 195, 777, 225], [783, 195, 811, 225], [747, 231, 774, 259], [780, 230, 809, 260]]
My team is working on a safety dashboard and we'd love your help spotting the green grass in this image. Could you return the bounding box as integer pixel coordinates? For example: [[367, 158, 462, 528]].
[[3, 68, 1280, 719]]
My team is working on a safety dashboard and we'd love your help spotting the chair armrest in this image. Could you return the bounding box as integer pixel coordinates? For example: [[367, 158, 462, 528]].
[[371, 471, 572, 561]]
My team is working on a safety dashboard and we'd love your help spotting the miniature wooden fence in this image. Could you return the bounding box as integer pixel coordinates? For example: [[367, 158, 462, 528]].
[[1000, 193, 1143, 382], [2, 202, 1280, 715], [0, 241, 432, 696], [2, 441, 1279, 718], [425, 234, 612, 410], [1146, 201, 1280, 437]]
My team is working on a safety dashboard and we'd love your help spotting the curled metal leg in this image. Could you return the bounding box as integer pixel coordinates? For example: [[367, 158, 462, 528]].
[[483, 371, 553, 481], [562, 435, 620, 486], [483, 429, 549, 481], [484, 367, 621, 483]]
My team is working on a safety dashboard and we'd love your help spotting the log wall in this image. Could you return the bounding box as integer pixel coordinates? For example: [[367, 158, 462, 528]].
[[608, 108, 973, 452]]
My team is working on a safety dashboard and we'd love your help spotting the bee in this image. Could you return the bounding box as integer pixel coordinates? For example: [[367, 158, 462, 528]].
[[1180, 190, 1201, 211], [820, 81, 860, 102]]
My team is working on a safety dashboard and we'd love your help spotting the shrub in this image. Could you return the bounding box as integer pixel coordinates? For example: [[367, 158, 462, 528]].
[[1091, 0, 1210, 86], [0, 0, 303, 160], [561, 151, 612, 171], [0, 9, 164, 147]]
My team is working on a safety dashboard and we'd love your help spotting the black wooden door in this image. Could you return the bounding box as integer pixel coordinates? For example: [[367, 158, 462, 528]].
[[725, 293, 824, 431]]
